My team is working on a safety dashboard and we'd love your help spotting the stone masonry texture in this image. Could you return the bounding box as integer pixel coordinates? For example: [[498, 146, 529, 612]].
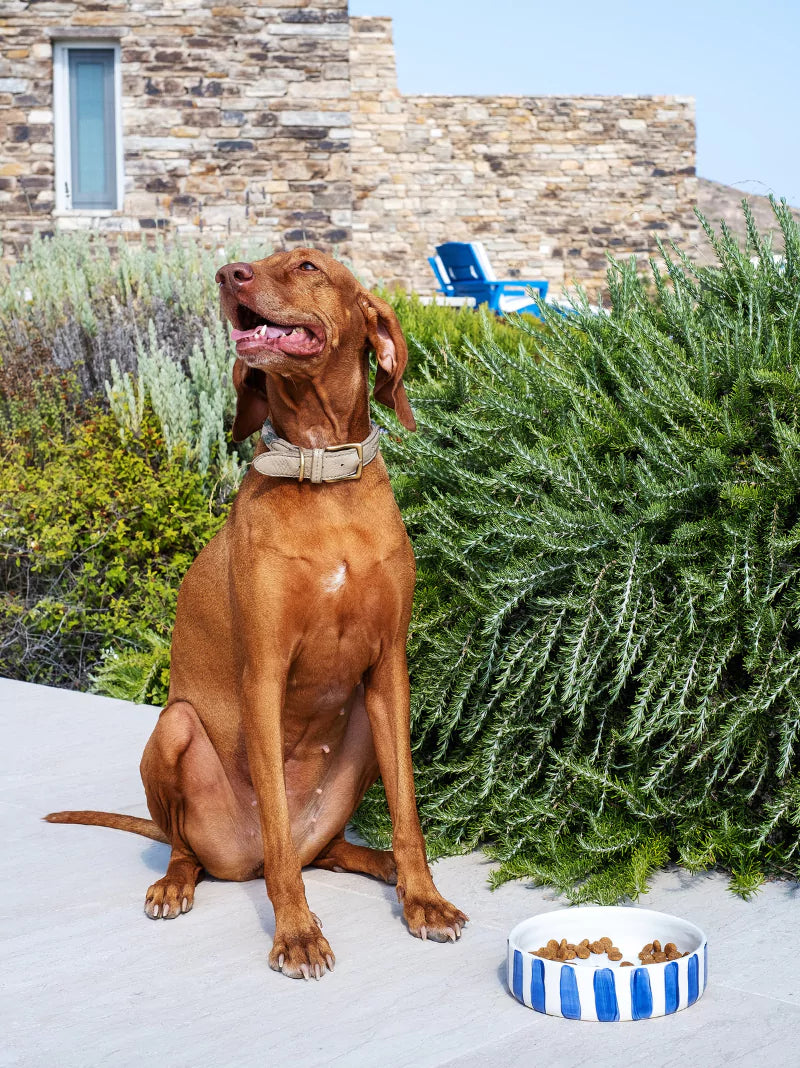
[[0, 0, 352, 252], [349, 17, 697, 296], [4, 4, 773, 299]]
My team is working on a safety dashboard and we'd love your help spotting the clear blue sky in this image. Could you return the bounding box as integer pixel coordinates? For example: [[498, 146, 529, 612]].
[[349, 0, 800, 206]]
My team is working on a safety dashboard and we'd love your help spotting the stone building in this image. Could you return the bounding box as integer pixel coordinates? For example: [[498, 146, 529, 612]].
[[0, 1, 703, 296]]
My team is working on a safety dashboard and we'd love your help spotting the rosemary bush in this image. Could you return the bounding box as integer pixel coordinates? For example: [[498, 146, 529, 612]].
[[351, 201, 800, 899]]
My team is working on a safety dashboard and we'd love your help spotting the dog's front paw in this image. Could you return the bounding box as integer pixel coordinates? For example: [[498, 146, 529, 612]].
[[145, 875, 195, 919], [269, 920, 335, 980], [401, 891, 469, 943]]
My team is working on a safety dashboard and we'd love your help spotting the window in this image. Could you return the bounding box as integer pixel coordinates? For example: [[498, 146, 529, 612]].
[[53, 41, 123, 211]]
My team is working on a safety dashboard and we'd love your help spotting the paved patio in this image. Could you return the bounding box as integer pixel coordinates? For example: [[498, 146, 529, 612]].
[[3, 678, 799, 1067]]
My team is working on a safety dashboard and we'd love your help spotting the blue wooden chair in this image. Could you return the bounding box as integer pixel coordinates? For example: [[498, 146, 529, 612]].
[[428, 241, 548, 317]]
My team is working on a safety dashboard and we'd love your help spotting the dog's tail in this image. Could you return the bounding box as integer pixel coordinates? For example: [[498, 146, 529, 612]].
[[44, 810, 169, 844]]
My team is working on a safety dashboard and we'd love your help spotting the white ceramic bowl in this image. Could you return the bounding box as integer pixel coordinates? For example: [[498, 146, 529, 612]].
[[507, 905, 708, 1022]]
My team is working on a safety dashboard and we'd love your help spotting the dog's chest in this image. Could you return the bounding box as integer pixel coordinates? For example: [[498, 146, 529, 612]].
[[288, 552, 401, 692], [235, 483, 414, 705]]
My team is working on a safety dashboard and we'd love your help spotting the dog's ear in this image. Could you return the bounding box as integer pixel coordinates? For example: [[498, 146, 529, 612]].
[[357, 290, 416, 432], [232, 358, 270, 442]]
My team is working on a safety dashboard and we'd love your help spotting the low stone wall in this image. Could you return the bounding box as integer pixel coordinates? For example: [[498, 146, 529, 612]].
[[0, 0, 352, 255], [350, 17, 698, 297]]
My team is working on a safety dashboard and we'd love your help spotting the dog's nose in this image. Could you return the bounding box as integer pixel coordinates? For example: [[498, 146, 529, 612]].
[[215, 261, 254, 290]]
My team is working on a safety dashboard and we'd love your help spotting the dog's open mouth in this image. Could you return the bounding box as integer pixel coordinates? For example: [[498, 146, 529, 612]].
[[229, 303, 324, 360]]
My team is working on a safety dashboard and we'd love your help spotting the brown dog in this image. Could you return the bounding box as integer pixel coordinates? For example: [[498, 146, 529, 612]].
[[46, 248, 467, 979]]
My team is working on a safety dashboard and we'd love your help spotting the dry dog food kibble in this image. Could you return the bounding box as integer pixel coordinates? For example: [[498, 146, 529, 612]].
[[637, 939, 689, 964], [532, 934, 624, 962], [532, 935, 690, 965]]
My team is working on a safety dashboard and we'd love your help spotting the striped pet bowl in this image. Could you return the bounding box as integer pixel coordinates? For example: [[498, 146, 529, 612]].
[[507, 905, 708, 1022]]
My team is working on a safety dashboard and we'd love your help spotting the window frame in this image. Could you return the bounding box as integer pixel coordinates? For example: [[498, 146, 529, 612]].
[[53, 39, 124, 213]]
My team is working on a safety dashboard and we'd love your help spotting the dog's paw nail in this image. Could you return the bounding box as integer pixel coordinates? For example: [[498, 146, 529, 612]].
[[300, 963, 310, 981], [446, 927, 456, 942], [181, 897, 189, 913], [278, 953, 285, 969], [326, 954, 335, 972], [152, 904, 160, 918], [332, 865, 345, 873], [311, 912, 322, 929], [420, 925, 427, 941], [162, 904, 170, 918], [314, 964, 321, 980]]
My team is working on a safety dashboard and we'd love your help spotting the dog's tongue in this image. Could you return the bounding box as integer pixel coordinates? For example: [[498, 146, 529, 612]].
[[231, 324, 292, 341]]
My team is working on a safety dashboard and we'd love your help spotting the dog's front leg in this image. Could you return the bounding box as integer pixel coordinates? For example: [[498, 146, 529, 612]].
[[365, 648, 469, 942], [241, 668, 335, 979]]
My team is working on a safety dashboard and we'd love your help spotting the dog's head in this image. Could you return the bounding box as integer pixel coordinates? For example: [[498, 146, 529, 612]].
[[216, 248, 415, 441]]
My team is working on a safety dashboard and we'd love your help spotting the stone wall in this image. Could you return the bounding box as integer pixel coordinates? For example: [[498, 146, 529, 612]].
[[0, 0, 352, 255], [350, 17, 698, 297], [0, 5, 702, 297]]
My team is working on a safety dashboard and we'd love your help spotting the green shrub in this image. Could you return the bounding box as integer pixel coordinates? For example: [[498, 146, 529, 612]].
[[383, 290, 543, 377], [0, 232, 226, 412], [105, 317, 246, 495], [0, 408, 227, 693], [351, 201, 800, 899]]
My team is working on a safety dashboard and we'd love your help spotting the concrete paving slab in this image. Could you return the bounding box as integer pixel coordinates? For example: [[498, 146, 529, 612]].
[[2, 678, 799, 1068]]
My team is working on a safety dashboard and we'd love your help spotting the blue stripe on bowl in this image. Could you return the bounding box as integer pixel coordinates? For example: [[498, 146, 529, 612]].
[[593, 967, 620, 1022], [688, 953, 699, 1005], [631, 967, 653, 1020], [704, 943, 709, 989], [665, 960, 679, 1014], [530, 957, 546, 1013], [559, 963, 581, 1019], [512, 949, 523, 1002]]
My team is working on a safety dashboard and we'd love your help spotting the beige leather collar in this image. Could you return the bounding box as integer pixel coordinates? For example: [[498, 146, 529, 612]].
[[253, 420, 382, 483]]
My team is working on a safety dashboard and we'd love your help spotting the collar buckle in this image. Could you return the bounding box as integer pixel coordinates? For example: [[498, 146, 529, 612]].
[[323, 441, 364, 481]]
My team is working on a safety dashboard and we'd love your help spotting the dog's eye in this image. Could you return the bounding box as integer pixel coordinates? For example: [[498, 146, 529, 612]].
[[298, 261, 318, 271]]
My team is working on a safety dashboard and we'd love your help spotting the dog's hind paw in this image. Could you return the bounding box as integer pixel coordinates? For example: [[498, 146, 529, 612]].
[[269, 920, 335, 979], [145, 876, 195, 920]]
